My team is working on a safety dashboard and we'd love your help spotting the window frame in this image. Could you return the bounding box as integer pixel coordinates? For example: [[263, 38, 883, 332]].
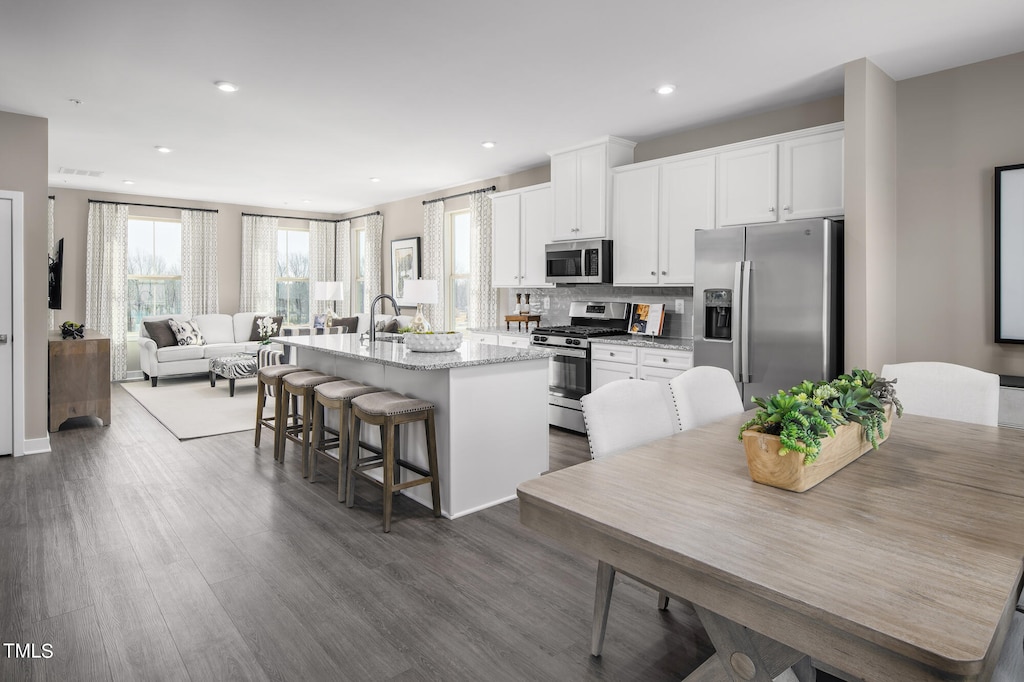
[[126, 215, 182, 337]]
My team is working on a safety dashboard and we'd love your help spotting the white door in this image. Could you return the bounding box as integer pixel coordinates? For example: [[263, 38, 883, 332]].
[[779, 131, 845, 220], [575, 144, 608, 239], [1, 198, 13, 456], [550, 152, 578, 240]]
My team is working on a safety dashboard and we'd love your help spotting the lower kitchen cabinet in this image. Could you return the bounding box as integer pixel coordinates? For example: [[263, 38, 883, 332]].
[[590, 342, 692, 392], [466, 331, 530, 348]]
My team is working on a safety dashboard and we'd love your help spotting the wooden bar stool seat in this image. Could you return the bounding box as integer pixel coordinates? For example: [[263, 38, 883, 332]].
[[347, 391, 441, 532], [309, 380, 385, 502], [255, 363, 302, 459], [279, 370, 341, 477]]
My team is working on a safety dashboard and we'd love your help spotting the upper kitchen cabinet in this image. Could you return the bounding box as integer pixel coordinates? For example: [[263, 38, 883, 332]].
[[717, 143, 778, 226], [612, 155, 715, 285], [718, 124, 844, 227], [550, 136, 636, 241], [779, 129, 844, 221], [491, 183, 554, 288]]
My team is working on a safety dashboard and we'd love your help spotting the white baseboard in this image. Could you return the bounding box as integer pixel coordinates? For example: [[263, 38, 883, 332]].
[[19, 435, 52, 456], [125, 370, 145, 381]]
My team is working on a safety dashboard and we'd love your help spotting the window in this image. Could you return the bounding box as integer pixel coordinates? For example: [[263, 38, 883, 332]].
[[276, 227, 310, 325], [127, 217, 181, 331], [353, 226, 366, 313], [447, 209, 471, 331]]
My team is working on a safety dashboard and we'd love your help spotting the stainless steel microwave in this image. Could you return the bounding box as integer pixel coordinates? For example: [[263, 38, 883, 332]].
[[544, 239, 613, 284]]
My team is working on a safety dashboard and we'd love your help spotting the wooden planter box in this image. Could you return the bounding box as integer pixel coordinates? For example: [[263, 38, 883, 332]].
[[742, 405, 894, 492]]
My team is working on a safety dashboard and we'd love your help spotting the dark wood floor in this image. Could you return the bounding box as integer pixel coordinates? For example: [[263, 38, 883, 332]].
[[0, 384, 720, 681]]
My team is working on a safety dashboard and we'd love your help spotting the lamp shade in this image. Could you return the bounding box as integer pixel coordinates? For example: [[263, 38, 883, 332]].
[[401, 279, 438, 305], [313, 281, 344, 301]]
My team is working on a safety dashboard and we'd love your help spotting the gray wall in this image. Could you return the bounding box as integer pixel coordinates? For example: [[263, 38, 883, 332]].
[[0, 110, 48, 443]]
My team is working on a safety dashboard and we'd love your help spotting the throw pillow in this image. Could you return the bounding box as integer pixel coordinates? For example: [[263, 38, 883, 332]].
[[249, 315, 283, 341], [167, 318, 206, 346], [374, 319, 400, 333], [143, 320, 178, 348], [332, 316, 358, 333]]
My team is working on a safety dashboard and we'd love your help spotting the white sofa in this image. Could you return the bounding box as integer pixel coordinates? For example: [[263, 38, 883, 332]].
[[138, 312, 269, 386], [139, 312, 417, 386]]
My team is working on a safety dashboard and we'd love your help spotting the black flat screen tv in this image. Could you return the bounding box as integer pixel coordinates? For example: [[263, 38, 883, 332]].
[[48, 238, 63, 310]]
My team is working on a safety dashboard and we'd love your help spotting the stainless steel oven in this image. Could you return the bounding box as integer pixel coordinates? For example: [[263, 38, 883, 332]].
[[530, 301, 629, 433]]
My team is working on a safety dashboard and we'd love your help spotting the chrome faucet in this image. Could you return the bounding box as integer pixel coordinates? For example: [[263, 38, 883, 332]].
[[367, 293, 401, 344]]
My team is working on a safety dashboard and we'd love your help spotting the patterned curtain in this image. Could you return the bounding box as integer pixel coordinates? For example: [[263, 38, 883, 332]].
[[363, 213, 384, 313], [468, 190, 497, 328], [181, 209, 219, 316], [240, 215, 278, 313], [85, 202, 129, 380], [337, 220, 351, 315], [421, 201, 445, 329], [47, 196, 55, 329]]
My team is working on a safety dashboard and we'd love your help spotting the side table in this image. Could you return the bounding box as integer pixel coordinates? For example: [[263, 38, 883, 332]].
[[48, 330, 111, 432]]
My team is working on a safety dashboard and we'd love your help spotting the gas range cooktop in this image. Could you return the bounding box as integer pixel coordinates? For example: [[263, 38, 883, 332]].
[[531, 325, 624, 339]]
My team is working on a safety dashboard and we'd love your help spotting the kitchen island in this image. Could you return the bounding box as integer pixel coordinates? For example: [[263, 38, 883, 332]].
[[277, 334, 553, 519]]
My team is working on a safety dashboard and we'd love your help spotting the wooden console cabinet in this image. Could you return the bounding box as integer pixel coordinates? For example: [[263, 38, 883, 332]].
[[48, 330, 111, 432]]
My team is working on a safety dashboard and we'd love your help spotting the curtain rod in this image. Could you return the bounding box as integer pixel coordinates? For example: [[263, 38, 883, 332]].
[[88, 199, 219, 213], [48, 195, 55, 200], [241, 211, 337, 221], [422, 185, 496, 205], [340, 210, 381, 222]]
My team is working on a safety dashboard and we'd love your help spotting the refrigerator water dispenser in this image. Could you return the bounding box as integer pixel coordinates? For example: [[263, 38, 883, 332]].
[[704, 289, 732, 340]]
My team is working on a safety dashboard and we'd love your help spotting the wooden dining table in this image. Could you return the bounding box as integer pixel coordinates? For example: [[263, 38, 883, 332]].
[[517, 412, 1024, 681]]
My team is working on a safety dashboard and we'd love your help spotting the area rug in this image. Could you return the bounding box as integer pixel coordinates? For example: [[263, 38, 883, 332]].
[[121, 376, 265, 440]]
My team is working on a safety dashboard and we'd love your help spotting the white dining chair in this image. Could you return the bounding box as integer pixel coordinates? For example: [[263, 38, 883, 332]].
[[669, 365, 746, 431], [580, 378, 678, 657], [880, 361, 999, 426], [580, 378, 677, 459]]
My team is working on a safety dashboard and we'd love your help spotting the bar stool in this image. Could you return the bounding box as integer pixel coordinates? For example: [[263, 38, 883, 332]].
[[254, 363, 302, 458], [279, 370, 340, 477], [347, 391, 441, 532], [309, 380, 385, 502]]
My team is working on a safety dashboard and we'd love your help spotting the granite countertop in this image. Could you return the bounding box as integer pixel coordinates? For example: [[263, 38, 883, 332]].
[[275, 333, 554, 371], [590, 335, 694, 352]]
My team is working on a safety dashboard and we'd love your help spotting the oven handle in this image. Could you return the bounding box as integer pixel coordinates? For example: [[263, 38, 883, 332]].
[[533, 345, 588, 359]]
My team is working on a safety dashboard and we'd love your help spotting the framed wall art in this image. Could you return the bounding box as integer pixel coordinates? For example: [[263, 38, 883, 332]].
[[391, 237, 421, 307], [996, 163, 1024, 343]]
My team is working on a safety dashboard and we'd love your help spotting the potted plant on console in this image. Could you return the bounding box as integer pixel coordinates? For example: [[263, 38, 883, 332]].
[[740, 369, 902, 492]]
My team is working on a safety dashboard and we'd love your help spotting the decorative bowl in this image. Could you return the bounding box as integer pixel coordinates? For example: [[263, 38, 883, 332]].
[[403, 332, 463, 353]]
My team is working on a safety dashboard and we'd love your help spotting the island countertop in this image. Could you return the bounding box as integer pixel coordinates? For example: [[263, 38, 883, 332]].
[[275, 333, 554, 371]]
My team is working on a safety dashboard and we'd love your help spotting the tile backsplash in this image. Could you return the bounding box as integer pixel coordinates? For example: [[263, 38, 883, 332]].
[[504, 285, 694, 339]]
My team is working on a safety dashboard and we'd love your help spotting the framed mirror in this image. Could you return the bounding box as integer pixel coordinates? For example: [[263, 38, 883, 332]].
[[996, 163, 1024, 343]]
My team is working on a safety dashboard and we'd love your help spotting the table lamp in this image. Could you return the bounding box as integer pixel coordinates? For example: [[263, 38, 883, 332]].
[[313, 281, 344, 328], [401, 279, 437, 332]]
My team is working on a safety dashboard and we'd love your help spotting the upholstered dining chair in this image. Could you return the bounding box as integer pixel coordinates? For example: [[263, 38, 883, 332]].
[[580, 379, 678, 657], [668, 365, 746, 432], [880, 361, 999, 426]]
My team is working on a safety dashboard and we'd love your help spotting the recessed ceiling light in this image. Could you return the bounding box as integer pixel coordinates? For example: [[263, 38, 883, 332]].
[[123, 180, 135, 185], [481, 141, 496, 149], [215, 81, 239, 92], [155, 146, 172, 153], [302, 200, 311, 204], [370, 177, 381, 183], [655, 84, 676, 95]]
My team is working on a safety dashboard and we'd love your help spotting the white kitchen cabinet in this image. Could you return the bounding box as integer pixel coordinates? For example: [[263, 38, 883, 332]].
[[718, 143, 778, 226], [491, 183, 553, 288], [612, 165, 660, 284], [779, 130, 844, 221], [550, 137, 635, 241], [612, 155, 715, 286], [466, 331, 498, 346], [590, 342, 692, 392], [498, 334, 530, 349], [718, 127, 844, 228]]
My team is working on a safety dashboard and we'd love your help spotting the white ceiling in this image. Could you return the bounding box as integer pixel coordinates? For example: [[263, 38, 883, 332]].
[[3, 0, 1024, 214]]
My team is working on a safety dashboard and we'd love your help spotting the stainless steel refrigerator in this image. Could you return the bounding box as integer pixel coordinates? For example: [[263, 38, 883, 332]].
[[694, 219, 843, 403]]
